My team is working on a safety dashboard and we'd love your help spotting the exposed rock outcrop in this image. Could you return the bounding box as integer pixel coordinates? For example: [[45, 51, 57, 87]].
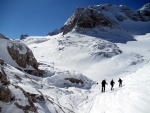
[[0, 60, 12, 103], [26, 92, 45, 102], [65, 78, 84, 84], [139, 3, 150, 21], [13, 84, 38, 113], [0, 86, 13, 102], [24, 69, 45, 76], [119, 3, 150, 21], [0, 66, 10, 85], [61, 7, 118, 35]]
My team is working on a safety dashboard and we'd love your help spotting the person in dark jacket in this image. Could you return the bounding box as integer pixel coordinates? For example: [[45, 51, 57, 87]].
[[110, 79, 115, 90], [101, 79, 107, 92], [118, 78, 123, 87]]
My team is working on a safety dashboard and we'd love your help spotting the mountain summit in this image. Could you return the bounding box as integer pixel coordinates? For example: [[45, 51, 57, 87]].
[[61, 3, 150, 43]]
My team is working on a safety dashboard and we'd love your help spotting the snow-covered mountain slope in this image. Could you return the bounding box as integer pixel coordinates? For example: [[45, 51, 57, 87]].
[[21, 33, 150, 82], [1, 33, 150, 113], [19, 26, 150, 113]]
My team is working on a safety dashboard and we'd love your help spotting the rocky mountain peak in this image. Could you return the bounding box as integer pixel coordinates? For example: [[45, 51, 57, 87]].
[[61, 3, 150, 35], [61, 5, 119, 35]]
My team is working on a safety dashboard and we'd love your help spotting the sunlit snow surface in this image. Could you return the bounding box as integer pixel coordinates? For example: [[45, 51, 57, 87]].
[[0, 28, 150, 112], [11, 33, 149, 113]]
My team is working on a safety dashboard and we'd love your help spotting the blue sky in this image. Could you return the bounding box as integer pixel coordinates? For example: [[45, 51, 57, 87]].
[[0, 0, 149, 39]]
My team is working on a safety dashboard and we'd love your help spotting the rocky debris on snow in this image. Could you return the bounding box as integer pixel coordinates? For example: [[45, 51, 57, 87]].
[[0, 34, 9, 40], [26, 92, 45, 102], [14, 102, 38, 113], [57, 35, 122, 58], [65, 78, 84, 84], [24, 69, 45, 76], [20, 34, 29, 40], [7, 41, 38, 69], [13, 85, 38, 113], [90, 41, 122, 58]]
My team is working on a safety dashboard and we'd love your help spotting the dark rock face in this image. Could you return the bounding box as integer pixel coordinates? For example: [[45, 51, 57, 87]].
[[0, 66, 10, 85], [20, 34, 29, 40], [65, 78, 84, 84], [26, 92, 45, 102], [119, 5, 140, 21], [0, 61, 12, 103], [77, 8, 117, 28], [0, 86, 12, 102], [7, 42, 38, 69], [24, 69, 45, 76], [61, 7, 118, 35], [139, 3, 150, 21], [119, 4, 150, 21]]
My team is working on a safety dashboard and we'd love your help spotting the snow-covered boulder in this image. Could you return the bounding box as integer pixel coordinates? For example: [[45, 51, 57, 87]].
[[7, 41, 38, 69], [0, 35, 46, 76]]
